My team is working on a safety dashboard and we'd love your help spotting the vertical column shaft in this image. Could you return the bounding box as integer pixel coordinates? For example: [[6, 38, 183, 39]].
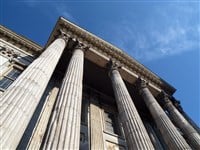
[[162, 94, 200, 149], [43, 44, 85, 150], [137, 79, 191, 150], [0, 37, 67, 149], [27, 86, 59, 149], [174, 101, 200, 135], [144, 122, 164, 150], [109, 62, 154, 150], [181, 110, 200, 134]]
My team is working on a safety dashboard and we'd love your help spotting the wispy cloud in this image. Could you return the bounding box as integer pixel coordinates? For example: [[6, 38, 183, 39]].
[[23, 1, 77, 23], [106, 3, 200, 62], [54, 4, 76, 23], [22, 1, 199, 63]]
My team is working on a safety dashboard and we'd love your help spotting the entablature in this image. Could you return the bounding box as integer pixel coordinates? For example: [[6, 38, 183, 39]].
[[45, 17, 176, 96], [0, 25, 42, 55]]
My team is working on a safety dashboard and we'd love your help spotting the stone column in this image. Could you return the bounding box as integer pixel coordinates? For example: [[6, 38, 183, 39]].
[[182, 111, 200, 134], [108, 61, 155, 150], [144, 121, 164, 150], [90, 94, 105, 150], [42, 42, 87, 150], [27, 86, 59, 149], [174, 100, 200, 135], [161, 92, 200, 149], [0, 35, 68, 149], [137, 78, 191, 150]]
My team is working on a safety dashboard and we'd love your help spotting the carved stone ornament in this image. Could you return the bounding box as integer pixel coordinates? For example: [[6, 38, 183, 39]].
[[0, 46, 19, 59], [107, 59, 122, 71], [107, 59, 122, 77], [136, 77, 147, 91], [58, 20, 177, 95], [74, 41, 89, 52], [59, 29, 71, 42], [159, 91, 172, 108]]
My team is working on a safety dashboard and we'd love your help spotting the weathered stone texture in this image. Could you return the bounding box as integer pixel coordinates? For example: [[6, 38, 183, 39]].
[[42, 47, 84, 150], [163, 95, 200, 149], [27, 87, 59, 149], [138, 80, 191, 150], [110, 69, 155, 150], [0, 38, 67, 149]]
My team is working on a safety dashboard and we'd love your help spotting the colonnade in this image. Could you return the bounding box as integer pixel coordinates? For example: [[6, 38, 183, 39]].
[[0, 35, 199, 149]]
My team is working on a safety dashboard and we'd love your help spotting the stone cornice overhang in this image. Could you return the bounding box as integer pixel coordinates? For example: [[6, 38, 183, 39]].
[[46, 17, 176, 96], [0, 25, 42, 55]]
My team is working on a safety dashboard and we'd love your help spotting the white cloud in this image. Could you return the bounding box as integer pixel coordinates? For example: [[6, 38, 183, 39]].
[[107, 4, 200, 62], [54, 4, 76, 23], [22, 1, 199, 63], [23, 1, 77, 23]]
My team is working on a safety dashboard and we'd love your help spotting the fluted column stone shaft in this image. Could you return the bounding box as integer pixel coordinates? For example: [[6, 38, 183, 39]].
[[181, 110, 200, 134], [27, 86, 59, 149], [109, 62, 154, 150], [144, 122, 164, 150], [137, 79, 191, 150], [0, 37, 67, 149], [43, 44, 85, 150], [162, 94, 200, 149], [174, 101, 200, 135]]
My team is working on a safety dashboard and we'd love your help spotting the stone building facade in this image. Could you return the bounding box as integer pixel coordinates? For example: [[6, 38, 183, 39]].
[[0, 17, 200, 150]]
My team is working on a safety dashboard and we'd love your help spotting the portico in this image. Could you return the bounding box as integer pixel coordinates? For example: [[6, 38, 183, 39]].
[[0, 17, 199, 149]]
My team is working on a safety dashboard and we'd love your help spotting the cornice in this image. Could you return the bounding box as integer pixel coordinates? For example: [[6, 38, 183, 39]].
[[46, 17, 176, 95], [0, 25, 42, 55]]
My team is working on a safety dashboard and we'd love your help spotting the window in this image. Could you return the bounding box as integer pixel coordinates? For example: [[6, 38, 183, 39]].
[[0, 45, 27, 92], [104, 111, 120, 135], [0, 77, 13, 89], [7, 68, 21, 80], [0, 68, 22, 91]]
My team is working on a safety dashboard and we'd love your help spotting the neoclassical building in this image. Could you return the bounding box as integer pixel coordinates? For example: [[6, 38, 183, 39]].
[[0, 17, 200, 150]]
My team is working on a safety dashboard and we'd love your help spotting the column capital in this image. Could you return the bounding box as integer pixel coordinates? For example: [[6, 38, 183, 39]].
[[159, 91, 171, 104], [108, 59, 121, 71], [58, 29, 71, 42], [74, 41, 89, 52], [107, 59, 122, 77], [136, 77, 148, 92]]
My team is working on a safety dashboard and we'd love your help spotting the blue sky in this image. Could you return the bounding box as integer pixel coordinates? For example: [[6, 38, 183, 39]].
[[1, 1, 199, 125]]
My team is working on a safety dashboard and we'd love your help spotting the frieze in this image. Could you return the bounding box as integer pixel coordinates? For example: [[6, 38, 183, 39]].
[[0, 25, 42, 55], [0, 45, 19, 60]]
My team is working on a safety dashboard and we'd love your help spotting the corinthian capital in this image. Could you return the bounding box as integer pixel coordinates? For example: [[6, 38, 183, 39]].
[[136, 77, 147, 90], [74, 41, 89, 52], [159, 91, 171, 107], [59, 29, 71, 42], [107, 59, 122, 71]]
